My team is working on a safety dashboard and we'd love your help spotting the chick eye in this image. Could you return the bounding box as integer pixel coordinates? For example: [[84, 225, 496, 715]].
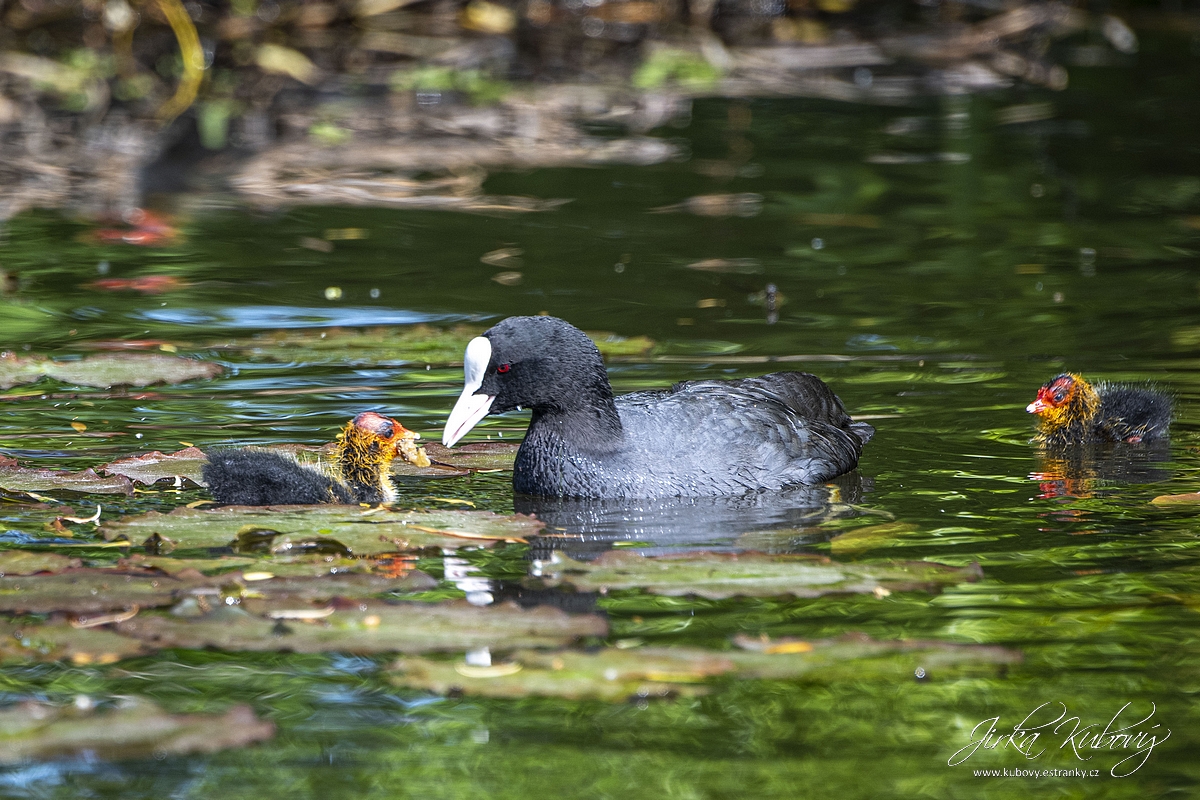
[[496, 363, 511, 374], [1053, 391, 1065, 402]]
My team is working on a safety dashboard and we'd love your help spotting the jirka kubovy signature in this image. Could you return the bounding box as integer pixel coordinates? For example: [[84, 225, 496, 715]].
[[948, 702, 1170, 777]]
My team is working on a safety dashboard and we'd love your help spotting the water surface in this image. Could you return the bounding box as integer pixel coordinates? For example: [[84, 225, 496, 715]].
[[2, 34, 1200, 798]]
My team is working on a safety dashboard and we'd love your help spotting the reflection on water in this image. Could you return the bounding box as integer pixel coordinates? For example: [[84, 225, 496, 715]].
[[516, 473, 866, 554], [1030, 442, 1172, 500], [3, 36, 1200, 798]]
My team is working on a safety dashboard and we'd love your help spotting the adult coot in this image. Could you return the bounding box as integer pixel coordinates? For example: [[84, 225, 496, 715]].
[[203, 411, 428, 505], [1026, 373, 1171, 446], [442, 316, 873, 498]]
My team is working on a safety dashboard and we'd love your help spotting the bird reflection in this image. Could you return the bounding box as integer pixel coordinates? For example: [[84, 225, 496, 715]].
[[515, 472, 867, 558], [1030, 442, 1172, 500]]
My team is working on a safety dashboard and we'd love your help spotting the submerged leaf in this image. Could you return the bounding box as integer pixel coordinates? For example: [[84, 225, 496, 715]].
[[116, 600, 607, 654], [829, 522, 922, 554], [0, 698, 274, 763], [534, 550, 980, 599], [102, 506, 542, 553]]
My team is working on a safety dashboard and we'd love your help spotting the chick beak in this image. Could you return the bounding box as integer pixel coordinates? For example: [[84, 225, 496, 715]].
[[1027, 399, 1048, 414]]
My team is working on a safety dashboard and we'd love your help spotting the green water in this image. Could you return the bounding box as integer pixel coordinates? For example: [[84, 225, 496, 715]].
[[2, 34, 1200, 798]]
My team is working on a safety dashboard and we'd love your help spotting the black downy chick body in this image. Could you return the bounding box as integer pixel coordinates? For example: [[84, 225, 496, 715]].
[[202, 412, 414, 505], [1027, 373, 1172, 446], [441, 315, 873, 499]]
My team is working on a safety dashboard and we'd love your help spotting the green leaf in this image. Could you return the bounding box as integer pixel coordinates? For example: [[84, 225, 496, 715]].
[[0, 697, 274, 762], [533, 550, 981, 599], [116, 600, 608, 654], [0, 353, 222, 390], [101, 505, 543, 552]]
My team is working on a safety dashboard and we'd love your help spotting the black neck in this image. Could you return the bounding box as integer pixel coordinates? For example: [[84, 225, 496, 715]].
[[529, 394, 623, 452]]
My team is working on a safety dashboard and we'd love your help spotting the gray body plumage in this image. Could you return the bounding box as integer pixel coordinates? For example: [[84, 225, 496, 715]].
[[514, 373, 872, 498]]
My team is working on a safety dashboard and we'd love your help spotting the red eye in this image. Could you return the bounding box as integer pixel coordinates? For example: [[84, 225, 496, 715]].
[[496, 363, 511, 374]]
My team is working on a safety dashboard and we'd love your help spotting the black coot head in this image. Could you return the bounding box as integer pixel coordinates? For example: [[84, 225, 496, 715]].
[[442, 316, 608, 446]]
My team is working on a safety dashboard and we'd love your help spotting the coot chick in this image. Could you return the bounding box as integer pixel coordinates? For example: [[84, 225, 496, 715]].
[[203, 411, 427, 505], [1026, 373, 1171, 446], [442, 316, 873, 498]]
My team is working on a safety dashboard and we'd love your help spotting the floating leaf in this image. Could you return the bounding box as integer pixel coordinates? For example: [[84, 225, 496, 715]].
[[119, 552, 373, 578], [203, 325, 654, 366], [0, 352, 221, 390], [0, 698, 274, 763], [533, 551, 981, 599], [116, 600, 607, 654], [102, 506, 543, 553], [0, 456, 133, 495], [101, 447, 209, 485], [421, 441, 519, 471], [386, 635, 1020, 700], [0, 550, 82, 576], [389, 647, 732, 700], [0, 619, 147, 664], [0, 570, 208, 614]]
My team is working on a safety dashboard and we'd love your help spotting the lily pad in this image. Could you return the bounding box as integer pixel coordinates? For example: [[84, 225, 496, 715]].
[[0, 570, 209, 614], [0, 352, 222, 390], [0, 619, 147, 664], [0, 697, 274, 763], [203, 325, 654, 366], [101, 447, 209, 485], [0, 456, 133, 495], [94, 442, 517, 486], [210, 570, 439, 604], [119, 552, 373, 578], [101, 505, 543, 553], [116, 600, 607, 654], [389, 647, 732, 700], [533, 551, 981, 599], [385, 635, 1020, 700], [0, 550, 82, 576]]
